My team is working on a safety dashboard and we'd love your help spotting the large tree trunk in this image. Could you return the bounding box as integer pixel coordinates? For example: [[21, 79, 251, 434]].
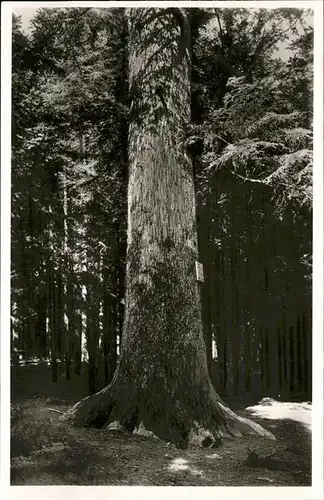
[[62, 8, 274, 448]]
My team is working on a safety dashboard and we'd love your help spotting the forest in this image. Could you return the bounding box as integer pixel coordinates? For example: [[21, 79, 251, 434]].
[[10, 6, 313, 486]]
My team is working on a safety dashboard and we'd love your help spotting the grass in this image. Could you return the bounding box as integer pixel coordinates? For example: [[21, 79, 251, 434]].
[[11, 365, 312, 486]]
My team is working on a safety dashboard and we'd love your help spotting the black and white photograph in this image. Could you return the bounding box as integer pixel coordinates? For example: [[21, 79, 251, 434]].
[[1, 0, 323, 496]]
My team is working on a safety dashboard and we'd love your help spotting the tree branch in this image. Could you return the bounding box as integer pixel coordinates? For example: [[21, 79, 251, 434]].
[[229, 170, 270, 185], [215, 11, 225, 43]]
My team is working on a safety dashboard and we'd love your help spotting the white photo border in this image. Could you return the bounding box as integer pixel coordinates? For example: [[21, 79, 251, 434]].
[[1, 2, 323, 499]]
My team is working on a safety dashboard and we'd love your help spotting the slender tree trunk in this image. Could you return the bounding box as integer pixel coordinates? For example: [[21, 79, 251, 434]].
[[74, 305, 82, 376], [219, 245, 227, 394], [116, 225, 126, 346], [198, 202, 213, 378], [264, 328, 270, 395], [48, 259, 58, 383], [47, 202, 58, 382], [268, 322, 279, 398], [56, 272, 65, 363], [278, 326, 283, 394], [281, 309, 290, 397], [86, 282, 96, 395], [296, 315, 304, 394], [229, 183, 240, 397], [103, 292, 117, 385], [62, 172, 71, 381], [244, 198, 252, 395], [37, 290, 47, 360], [86, 268, 98, 395], [284, 312, 291, 396], [303, 313, 312, 399], [290, 323, 297, 394], [102, 291, 110, 385], [102, 255, 118, 385], [63, 8, 274, 447], [244, 323, 251, 392], [66, 268, 77, 378]]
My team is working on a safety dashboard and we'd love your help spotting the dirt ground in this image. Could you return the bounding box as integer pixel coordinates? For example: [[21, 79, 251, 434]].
[[10, 366, 312, 486]]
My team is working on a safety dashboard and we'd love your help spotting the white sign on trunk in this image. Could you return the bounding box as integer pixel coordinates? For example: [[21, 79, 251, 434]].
[[195, 261, 204, 283]]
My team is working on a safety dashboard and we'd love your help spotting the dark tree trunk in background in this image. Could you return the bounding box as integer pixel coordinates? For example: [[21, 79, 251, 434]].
[[37, 291, 47, 359], [218, 241, 227, 393], [64, 280, 72, 381], [74, 309, 82, 376], [63, 8, 274, 448], [264, 328, 270, 394], [20, 248, 36, 359], [284, 311, 291, 396], [102, 291, 110, 385], [114, 15, 128, 348], [86, 291, 97, 396], [86, 269, 100, 395], [244, 324, 251, 392], [268, 321, 279, 398], [198, 203, 213, 378], [277, 327, 283, 393], [304, 314, 312, 399], [116, 225, 126, 346], [102, 293, 117, 386], [229, 182, 240, 397], [48, 260, 58, 383], [56, 272, 65, 363], [289, 325, 295, 393], [296, 315, 304, 393], [102, 253, 118, 385], [35, 257, 47, 360], [66, 271, 77, 380]]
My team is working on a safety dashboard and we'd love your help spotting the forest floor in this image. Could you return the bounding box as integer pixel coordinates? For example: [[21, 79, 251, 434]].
[[10, 365, 311, 486]]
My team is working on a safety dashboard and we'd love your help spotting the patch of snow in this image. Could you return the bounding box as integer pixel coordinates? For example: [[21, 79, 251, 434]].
[[107, 421, 123, 431], [133, 421, 158, 439], [169, 457, 188, 471], [206, 453, 221, 459], [11, 456, 36, 469], [35, 442, 65, 454], [245, 398, 312, 432], [169, 457, 203, 476]]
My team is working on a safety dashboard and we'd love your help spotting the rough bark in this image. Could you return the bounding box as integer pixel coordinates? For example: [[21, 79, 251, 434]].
[[62, 8, 274, 448]]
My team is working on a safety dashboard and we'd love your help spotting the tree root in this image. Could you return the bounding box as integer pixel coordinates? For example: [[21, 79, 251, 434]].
[[60, 385, 115, 427], [218, 402, 276, 440], [61, 381, 275, 447]]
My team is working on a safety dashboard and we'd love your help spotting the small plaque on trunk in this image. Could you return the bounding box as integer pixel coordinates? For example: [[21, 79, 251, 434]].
[[195, 261, 204, 283]]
